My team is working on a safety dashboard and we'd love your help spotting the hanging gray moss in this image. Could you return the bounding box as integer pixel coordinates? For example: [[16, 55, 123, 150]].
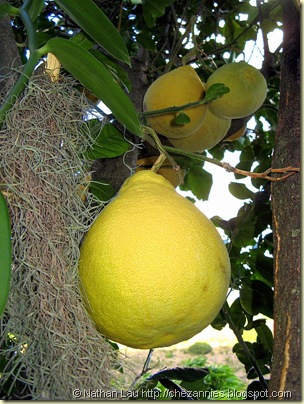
[[0, 74, 123, 399]]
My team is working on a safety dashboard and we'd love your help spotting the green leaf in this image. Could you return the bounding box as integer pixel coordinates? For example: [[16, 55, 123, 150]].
[[260, 19, 278, 35], [211, 215, 231, 233], [0, 2, 18, 18], [0, 192, 12, 318], [229, 298, 246, 332], [90, 50, 132, 92], [180, 379, 210, 396], [180, 167, 212, 201], [211, 309, 227, 330], [53, 0, 130, 64], [204, 83, 230, 103], [255, 323, 273, 353], [24, 0, 44, 22], [84, 122, 130, 159], [240, 279, 273, 318], [175, 112, 191, 125], [137, 32, 157, 52], [229, 182, 255, 200], [43, 38, 142, 137], [240, 145, 255, 162], [70, 32, 94, 50], [248, 253, 273, 287], [232, 223, 256, 248], [142, 0, 172, 28], [233, 341, 254, 366], [90, 181, 116, 201]]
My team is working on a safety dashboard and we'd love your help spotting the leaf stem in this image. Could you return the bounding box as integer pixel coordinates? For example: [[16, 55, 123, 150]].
[[163, 145, 224, 168], [130, 349, 154, 390], [20, 3, 37, 51], [0, 3, 42, 127], [0, 51, 42, 127], [140, 99, 209, 118]]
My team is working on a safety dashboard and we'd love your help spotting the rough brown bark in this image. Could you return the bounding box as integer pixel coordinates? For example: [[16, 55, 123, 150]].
[[269, 1, 301, 400]]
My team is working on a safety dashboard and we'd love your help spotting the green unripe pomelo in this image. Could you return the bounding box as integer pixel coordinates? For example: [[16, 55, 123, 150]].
[[206, 62, 267, 119]]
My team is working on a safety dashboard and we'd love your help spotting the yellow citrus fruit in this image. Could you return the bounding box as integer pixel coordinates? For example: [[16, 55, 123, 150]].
[[143, 66, 208, 139], [136, 156, 185, 188], [206, 62, 267, 119], [168, 108, 231, 152], [79, 170, 231, 349]]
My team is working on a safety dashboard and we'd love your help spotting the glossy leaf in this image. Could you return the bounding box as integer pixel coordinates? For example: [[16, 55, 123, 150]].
[[180, 167, 212, 201], [24, 0, 45, 22], [53, 0, 130, 64], [255, 323, 273, 353], [175, 112, 191, 125], [90, 50, 132, 92], [229, 298, 246, 332], [233, 341, 255, 366], [70, 32, 94, 50], [211, 309, 227, 330], [240, 279, 274, 318], [90, 181, 116, 202], [248, 253, 273, 287], [204, 83, 230, 103], [229, 182, 255, 200], [142, 0, 172, 28], [43, 38, 142, 137], [0, 192, 12, 318], [0, 2, 18, 17], [84, 122, 130, 159]]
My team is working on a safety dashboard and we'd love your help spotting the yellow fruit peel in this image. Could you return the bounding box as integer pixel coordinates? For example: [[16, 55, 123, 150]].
[[169, 108, 231, 152], [143, 66, 208, 139], [79, 171, 231, 349]]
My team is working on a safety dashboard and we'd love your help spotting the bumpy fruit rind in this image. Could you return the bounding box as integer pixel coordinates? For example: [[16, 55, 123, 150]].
[[143, 66, 208, 139], [206, 62, 267, 119]]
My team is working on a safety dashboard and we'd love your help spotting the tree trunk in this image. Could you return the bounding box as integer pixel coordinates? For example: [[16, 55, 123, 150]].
[[269, 1, 300, 400]]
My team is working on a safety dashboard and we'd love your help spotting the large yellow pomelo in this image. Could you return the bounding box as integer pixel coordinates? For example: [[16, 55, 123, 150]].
[[79, 170, 231, 349], [168, 108, 231, 152], [143, 66, 208, 139], [206, 62, 267, 119]]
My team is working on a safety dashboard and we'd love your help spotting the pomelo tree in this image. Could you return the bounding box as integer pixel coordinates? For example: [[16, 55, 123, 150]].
[[0, 0, 300, 399]]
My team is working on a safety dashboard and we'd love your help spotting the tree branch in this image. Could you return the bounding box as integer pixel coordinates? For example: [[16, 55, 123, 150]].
[[162, 145, 300, 182]]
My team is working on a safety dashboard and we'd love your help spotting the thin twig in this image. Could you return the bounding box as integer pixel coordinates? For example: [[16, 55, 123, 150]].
[[222, 163, 300, 182], [130, 349, 155, 390], [151, 153, 167, 173], [221, 302, 268, 391], [162, 145, 300, 182]]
